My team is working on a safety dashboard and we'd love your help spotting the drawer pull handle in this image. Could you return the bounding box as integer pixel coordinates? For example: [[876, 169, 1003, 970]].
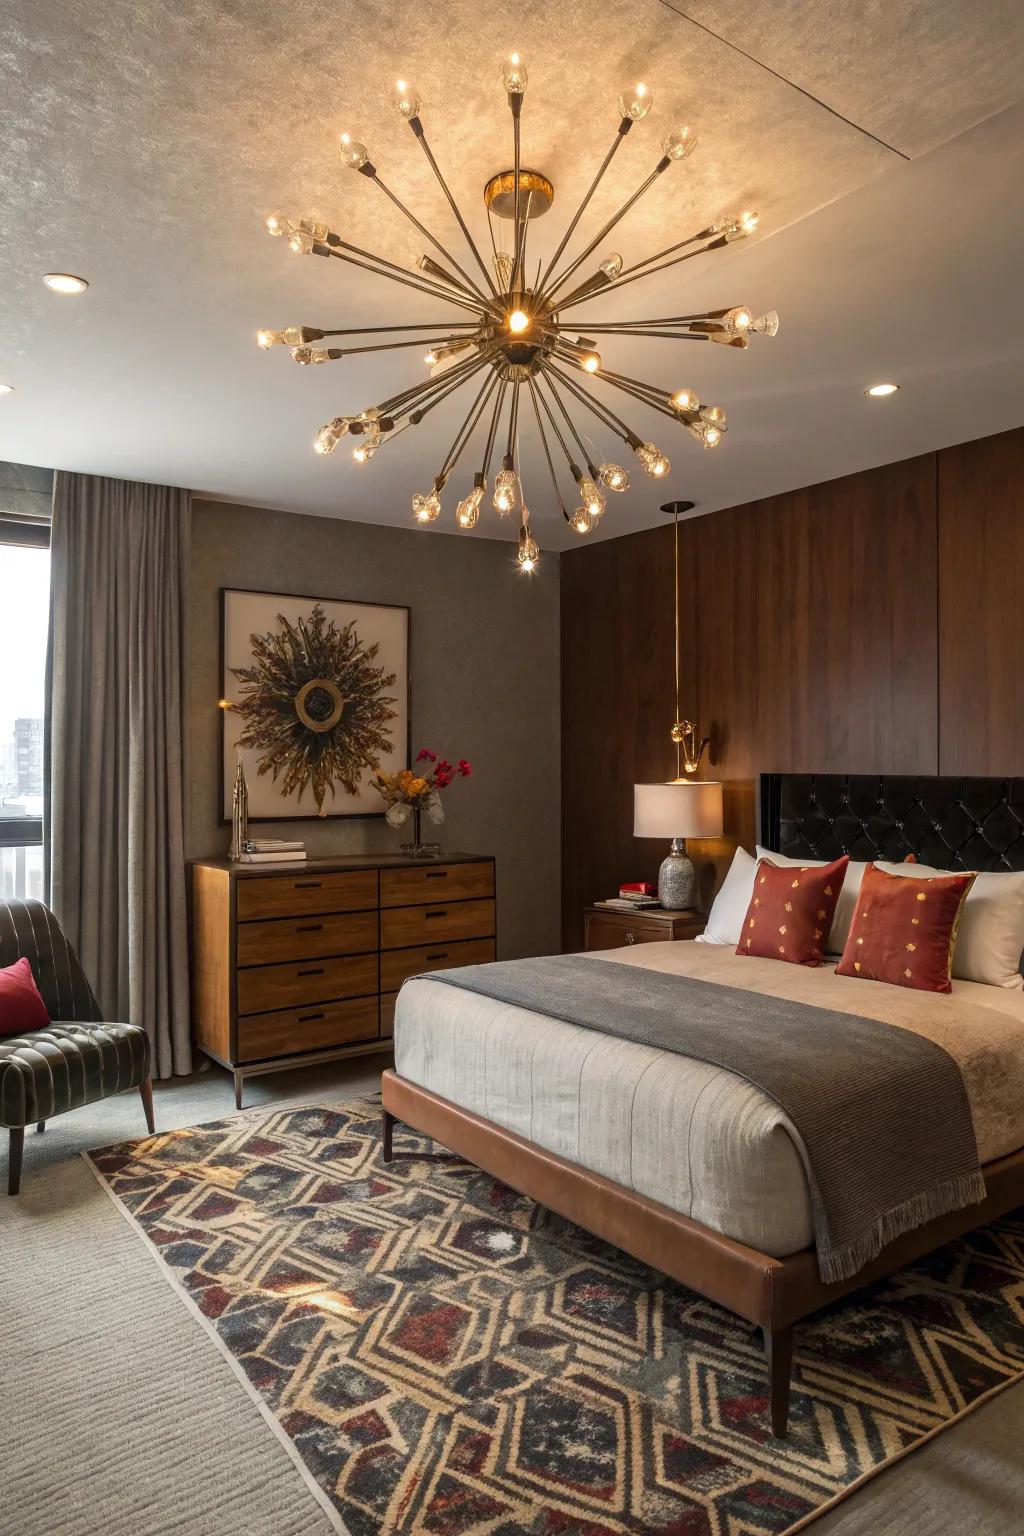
[[298, 1012, 325, 1023], [426, 951, 449, 961], [625, 931, 637, 944], [425, 870, 448, 879], [425, 910, 447, 919], [296, 923, 323, 933], [297, 967, 324, 976], [293, 881, 322, 889]]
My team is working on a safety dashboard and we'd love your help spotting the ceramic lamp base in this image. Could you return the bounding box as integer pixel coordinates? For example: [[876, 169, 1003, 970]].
[[658, 838, 696, 910]]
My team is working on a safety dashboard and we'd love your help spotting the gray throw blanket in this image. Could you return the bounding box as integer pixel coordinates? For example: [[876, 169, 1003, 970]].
[[417, 956, 985, 1283]]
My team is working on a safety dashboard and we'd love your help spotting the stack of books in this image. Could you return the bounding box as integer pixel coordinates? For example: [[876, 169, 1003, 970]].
[[239, 839, 306, 864], [594, 881, 661, 911]]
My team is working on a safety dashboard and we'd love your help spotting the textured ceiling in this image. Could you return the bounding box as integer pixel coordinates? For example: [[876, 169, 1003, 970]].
[[1, 0, 1023, 549]]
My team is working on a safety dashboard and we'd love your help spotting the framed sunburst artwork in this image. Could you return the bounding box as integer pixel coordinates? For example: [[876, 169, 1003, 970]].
[[220, 587, 410, 822]]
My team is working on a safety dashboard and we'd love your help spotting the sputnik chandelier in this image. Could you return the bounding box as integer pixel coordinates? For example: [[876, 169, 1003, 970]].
[[258, 54, 779, 572]]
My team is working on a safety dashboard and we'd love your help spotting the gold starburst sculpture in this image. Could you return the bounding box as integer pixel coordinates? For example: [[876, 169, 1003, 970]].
[[232, 604, 397, 815]]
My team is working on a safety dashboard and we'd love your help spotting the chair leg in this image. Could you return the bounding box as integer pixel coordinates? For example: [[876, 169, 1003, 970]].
[[382, 1108, 395, 1163], [36, 1121, 45, 1133], [763, 1324, 794, 1437], [8, 1127, 24, 1196], [139, 1077, 156, 1135]]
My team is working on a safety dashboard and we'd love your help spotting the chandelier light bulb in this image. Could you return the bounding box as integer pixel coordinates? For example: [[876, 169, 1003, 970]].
[[289, 219, 327, 255], [517, 521, 539, 571], [291, 346, 331, 365], [393, 79, 421, 119], [738, 209, 759, 236], [598, 463, 629, 492], [424, 350, 437, 366], [493, 467, 519, 513], [264, 213, 293, 238], [578, 476, 605, 517], [722, 306, 753, 333], [702, 404, 727, 431], [702, 424, 722, 448], [281, 326, 306, 345], [503, 52, 528, 94], [569, 506, 593, 534], [339, 132, 369, 170], [456, 484, 485, 528], [618, 82, 652, 121], [314, 418, 349, 456], [507, 308, 530, 334], [256, 328, 281, 349], [717, 209, 759, 242], [635, 441, 670, 478], [580, 349, 601, 373], [663, 123, 697, 161], [412, 489, 442, 523], [749, 310, 780, 337], [670, 386, 700, 413], [599, 252, 623, 281], [353, 443, 376, 464]]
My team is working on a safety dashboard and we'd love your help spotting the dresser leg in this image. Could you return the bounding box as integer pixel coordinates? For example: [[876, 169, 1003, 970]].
[[234, 1072, 244, 1111], [763, 1324, 794, 1436], [382, 1108, 395, 1163]]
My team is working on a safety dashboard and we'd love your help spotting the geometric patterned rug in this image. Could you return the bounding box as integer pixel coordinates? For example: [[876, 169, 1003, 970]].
[[86, 1098, 1024, 1536]]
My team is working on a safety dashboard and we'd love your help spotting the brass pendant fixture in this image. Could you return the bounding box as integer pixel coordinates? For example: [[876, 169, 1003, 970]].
[[257, 59, 780, 574], [662, 500, 709, 777]]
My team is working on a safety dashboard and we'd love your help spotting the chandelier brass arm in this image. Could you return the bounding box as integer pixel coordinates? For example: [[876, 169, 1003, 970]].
[[257, 55, 780, 569]]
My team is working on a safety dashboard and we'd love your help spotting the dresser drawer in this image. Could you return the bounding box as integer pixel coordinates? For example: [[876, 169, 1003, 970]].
[[236, 870, 377, 921], [236, 952, 378, 1015], [381, 898, 495, 950], [380, 862, 494, 908], [237, 997, 379, 1063], [380, 936, 495, 993], [236, 909, 377, 967]]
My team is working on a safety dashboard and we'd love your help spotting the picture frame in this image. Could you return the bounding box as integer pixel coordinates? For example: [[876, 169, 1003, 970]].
[[220, 586, 411, 823]]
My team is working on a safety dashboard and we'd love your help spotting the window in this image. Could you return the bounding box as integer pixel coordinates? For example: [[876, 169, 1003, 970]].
[[0, 518, 50, 900]]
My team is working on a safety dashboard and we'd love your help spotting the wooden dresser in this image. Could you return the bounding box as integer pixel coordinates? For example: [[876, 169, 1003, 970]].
[[190, 853, 495, 1106]]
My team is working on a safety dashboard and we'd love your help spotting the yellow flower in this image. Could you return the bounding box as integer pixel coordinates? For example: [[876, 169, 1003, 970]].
[[409, 777, 427, 794]]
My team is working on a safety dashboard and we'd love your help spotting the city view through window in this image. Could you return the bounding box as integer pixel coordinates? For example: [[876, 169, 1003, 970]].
[[0, 542, 50, 899]]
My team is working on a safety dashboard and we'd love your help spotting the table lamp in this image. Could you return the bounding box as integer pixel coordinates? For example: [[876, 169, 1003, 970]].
[[633, 779, 723, 909]]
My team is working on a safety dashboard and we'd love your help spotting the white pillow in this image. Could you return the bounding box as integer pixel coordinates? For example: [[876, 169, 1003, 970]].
[[875, 861, 1024, 990], [756, 846, 867, 955], [696, 846, 756, 946]]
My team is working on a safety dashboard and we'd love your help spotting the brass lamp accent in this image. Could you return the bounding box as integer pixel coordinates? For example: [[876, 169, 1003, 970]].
[[661, 500, 709, 777]]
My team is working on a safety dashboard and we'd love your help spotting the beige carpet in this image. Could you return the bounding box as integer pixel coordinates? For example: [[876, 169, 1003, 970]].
[[2, 1057, 1023, 1535]]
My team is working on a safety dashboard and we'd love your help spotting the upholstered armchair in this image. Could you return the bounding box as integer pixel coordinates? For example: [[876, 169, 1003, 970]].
[[0, 899, 154, 1194]]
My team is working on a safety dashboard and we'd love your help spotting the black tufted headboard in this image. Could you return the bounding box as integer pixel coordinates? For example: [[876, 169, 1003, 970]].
[[760, 774, 1024, 873]]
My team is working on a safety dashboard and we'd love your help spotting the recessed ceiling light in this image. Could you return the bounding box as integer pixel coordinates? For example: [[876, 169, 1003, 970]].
[[43, 272, 89, 295], [0, 383, 13, 395], [865, 382, 899, 397]]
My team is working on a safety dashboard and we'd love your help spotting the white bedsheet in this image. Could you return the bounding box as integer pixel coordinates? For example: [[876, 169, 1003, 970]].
[[393, 943, 1024, 1258]]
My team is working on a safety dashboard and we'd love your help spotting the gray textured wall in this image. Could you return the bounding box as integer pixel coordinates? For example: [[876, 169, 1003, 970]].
[[187, 499, 561, 960]]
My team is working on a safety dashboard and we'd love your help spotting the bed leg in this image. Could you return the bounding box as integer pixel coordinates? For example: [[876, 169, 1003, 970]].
[[763, 1325, 794, 1436], [382, 1108, 395, 1163]]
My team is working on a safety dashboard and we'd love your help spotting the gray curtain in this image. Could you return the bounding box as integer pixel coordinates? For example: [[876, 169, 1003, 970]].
[[46, 471, 192, 1077]]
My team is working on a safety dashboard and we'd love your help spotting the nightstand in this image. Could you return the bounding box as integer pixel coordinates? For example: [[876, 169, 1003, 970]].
[[583, 906, 706, 951]]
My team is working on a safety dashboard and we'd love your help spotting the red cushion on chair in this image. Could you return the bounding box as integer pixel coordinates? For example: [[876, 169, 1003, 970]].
[[737, 855, 850, 966], [836, 862, 976, 993], [0, 956, 51, 1036]]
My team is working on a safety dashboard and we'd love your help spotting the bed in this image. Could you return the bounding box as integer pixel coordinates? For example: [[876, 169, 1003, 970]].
[[381, 773, 1024, 1434]]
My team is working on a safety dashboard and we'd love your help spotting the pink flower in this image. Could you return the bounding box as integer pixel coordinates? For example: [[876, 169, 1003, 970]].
[[458, 760, 472, 777], [416, 748, 430, 762]]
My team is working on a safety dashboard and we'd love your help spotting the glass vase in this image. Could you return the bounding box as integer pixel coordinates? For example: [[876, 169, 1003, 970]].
[[401, 804, 441, 860]]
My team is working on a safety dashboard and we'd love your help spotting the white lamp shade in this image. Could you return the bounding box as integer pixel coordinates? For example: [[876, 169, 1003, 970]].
[[634, 780, 723, 839]]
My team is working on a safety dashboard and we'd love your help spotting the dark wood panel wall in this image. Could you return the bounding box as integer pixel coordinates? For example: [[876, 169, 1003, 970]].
[[560, 425, 1024, 950]]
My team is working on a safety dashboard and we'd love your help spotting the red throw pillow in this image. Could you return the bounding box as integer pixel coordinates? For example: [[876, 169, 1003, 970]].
[[836, 862, 976, 993], [737, 855, 850, 966], [0, 956, 50, 1037]]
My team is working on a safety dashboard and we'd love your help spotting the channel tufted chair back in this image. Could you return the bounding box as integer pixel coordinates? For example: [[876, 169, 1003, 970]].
[[0, 898, 154, 1194], [0, 899, 102, 1024]]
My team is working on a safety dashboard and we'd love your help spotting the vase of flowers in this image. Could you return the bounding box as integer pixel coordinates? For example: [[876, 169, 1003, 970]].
[[371, 749, 472, 858]]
